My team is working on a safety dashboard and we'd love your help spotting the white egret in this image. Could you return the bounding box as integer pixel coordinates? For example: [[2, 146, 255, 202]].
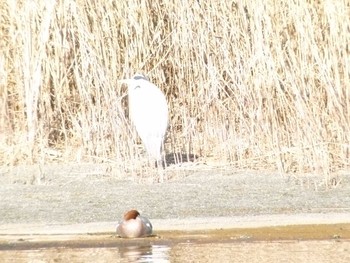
[[119, 74, 168, 167]]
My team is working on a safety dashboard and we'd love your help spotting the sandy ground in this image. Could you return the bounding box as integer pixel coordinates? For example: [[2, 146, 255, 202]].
[[0, 163, 350, 235]]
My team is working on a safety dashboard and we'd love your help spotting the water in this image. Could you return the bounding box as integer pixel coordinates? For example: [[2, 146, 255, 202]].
[[1, 224, 350, 262], [1, 240, 350, 263], [118, 244, 170, 262]]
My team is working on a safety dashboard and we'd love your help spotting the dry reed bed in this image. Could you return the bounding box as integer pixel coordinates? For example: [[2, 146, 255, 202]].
[[0, 0, 349, 180]]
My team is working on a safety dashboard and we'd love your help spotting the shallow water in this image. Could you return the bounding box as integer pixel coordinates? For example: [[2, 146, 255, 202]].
[[1, 224, 350, 262], [1, 240, 350, 263]]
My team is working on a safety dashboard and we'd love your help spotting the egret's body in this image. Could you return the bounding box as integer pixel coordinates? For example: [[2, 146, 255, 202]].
[[120, 74, 168, 163]]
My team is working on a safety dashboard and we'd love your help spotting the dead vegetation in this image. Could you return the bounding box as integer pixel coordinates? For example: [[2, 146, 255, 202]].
[[0, 0, 349, 180]]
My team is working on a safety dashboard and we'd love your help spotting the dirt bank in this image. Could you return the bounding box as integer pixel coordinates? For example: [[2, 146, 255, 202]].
[[0, 164, 349, 235]]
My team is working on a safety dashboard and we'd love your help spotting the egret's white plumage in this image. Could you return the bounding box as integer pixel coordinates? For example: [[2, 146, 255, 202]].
[[119, 74, 168, 162]]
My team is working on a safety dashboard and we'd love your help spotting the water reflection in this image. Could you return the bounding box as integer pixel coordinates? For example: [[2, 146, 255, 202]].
[[0, 244, 171, 263], [2, 224, 350, 262], [1, 240, 350, 263], [118, 244, 170, 262]]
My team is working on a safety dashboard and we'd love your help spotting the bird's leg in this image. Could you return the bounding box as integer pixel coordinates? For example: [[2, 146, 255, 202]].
[[154, 159, 165, 169], [155, 159, 166, 182]]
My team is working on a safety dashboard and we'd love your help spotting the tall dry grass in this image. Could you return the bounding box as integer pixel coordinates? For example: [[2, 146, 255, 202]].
[[0, 0, 349, 180]]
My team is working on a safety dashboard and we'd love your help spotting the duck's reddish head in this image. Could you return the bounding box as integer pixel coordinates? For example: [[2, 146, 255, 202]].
[[123, 209, 140, 220]]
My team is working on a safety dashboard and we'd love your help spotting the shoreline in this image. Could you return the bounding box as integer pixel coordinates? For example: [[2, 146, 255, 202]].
[[1, 212, 350, 235]]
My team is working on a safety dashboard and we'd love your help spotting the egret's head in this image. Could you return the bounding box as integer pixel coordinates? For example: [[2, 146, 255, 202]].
[[118, 73, 149, 85], [133, 73, 149, 81]]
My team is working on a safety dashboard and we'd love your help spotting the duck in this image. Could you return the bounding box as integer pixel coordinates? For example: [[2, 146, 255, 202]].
[[116, 209, 153, 238]]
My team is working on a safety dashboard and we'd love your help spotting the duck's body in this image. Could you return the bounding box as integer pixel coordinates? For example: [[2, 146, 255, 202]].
[[116, 210, 153, 238]]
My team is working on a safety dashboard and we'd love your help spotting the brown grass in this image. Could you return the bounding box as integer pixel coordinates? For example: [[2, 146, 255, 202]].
[[0, 0, 349, 180]]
